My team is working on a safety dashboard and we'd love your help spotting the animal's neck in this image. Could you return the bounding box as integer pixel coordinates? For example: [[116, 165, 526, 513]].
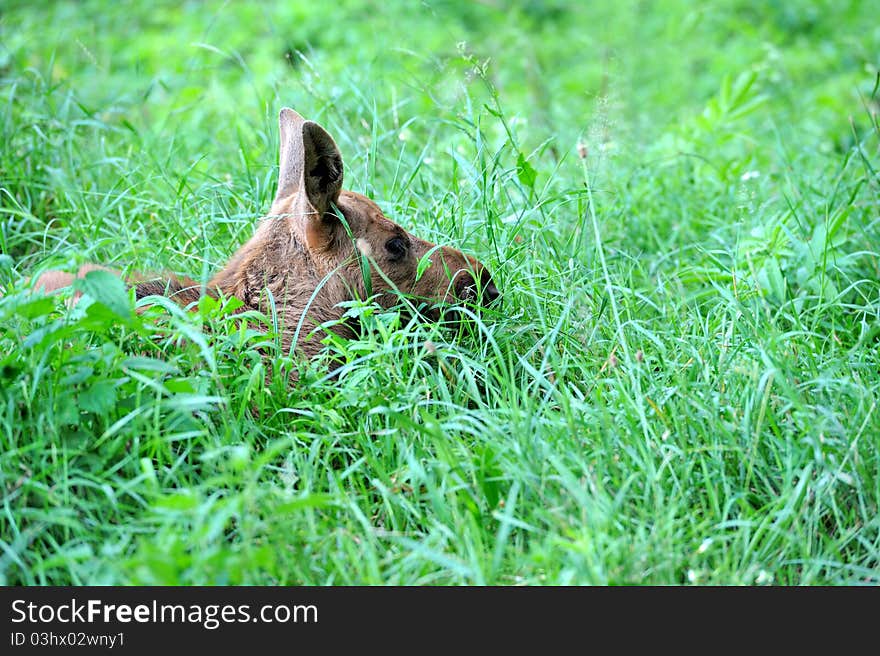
[[209, 217, 302, 303]]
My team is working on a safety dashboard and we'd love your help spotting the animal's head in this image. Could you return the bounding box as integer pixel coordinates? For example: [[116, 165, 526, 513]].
[[266, 108, 499, 316]]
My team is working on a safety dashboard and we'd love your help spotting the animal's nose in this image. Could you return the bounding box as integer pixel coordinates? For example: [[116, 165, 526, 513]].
[[483, 282, 500, 306], [456, 268, 500, 307]]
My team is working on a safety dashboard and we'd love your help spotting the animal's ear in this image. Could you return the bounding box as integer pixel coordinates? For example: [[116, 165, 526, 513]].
[[275, 107, 308, 203], [275, 108, 344, 216], [301, 121, 343, 217]]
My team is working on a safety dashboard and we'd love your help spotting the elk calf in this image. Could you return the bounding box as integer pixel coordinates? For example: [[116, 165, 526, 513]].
[[34, 108, 499, 360]]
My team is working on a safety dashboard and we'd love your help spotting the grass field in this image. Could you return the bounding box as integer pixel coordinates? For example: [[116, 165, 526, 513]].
[[1, 0, 878, 585]]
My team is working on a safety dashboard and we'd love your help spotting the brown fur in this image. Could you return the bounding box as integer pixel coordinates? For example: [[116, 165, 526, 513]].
[[33, 108, 499, 360]]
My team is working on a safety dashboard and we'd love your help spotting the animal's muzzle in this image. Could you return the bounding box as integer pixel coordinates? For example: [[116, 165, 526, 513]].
[[482, 281, 500, 305], [456, 270, 501, 307]]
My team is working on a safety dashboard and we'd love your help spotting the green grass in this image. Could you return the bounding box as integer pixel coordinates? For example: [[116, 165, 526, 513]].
[[1, 0, 878, 584]]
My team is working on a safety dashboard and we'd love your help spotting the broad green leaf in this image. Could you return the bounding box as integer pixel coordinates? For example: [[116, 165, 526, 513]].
[[78, 379, 118, 414], [516, 152, 537, 190], [154, 492, 200, 511], [7, 296, 56, 320], [74, 269, 131, 319], [759, 258, 786, 302]]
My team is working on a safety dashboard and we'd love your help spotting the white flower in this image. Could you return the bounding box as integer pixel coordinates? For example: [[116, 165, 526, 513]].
[[755, 570, 773, 585]]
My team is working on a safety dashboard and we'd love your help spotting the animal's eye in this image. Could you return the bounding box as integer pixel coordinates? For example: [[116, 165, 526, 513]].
[[385, 236, 409, 261]]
